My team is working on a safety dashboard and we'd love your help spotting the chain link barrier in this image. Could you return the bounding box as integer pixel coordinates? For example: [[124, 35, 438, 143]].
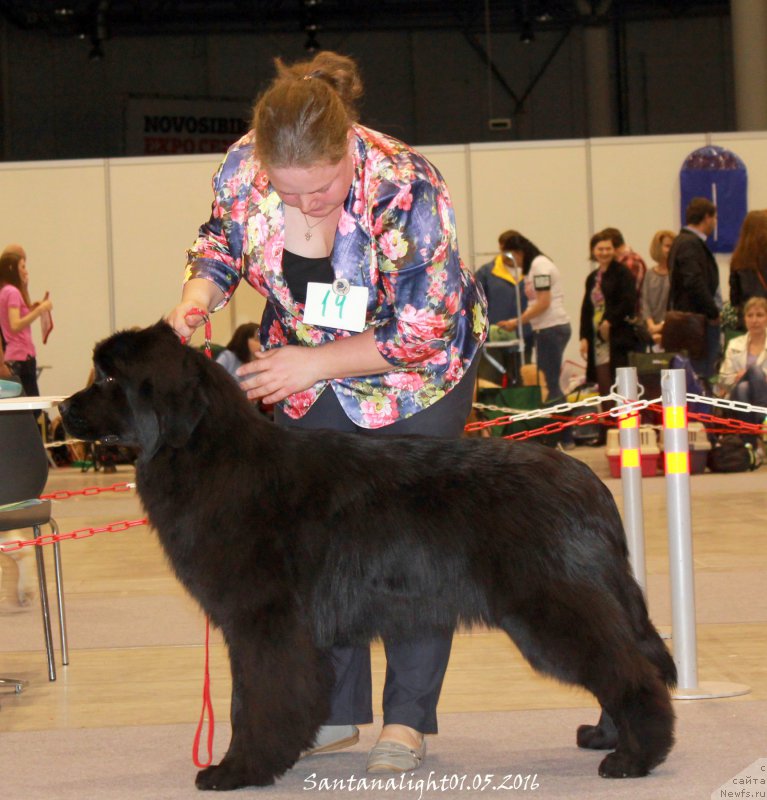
[[467, 392, 660, 437], [470, 390, 767, 439], [0, 478, 145, 554]]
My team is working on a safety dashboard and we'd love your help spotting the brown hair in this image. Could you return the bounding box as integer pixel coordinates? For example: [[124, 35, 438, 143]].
[[225, 322, 259, 364], [730, 209, 767, 275], [601, 227, 625, 248], [743, 295, 767, 316], [649, 229, 676, 264], [0, 252, 31, 306], [252, 51, 363, 168], [685, 197, 716, 225]]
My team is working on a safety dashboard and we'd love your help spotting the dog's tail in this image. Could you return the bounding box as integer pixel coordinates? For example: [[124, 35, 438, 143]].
[[623, 576, 678, 689]]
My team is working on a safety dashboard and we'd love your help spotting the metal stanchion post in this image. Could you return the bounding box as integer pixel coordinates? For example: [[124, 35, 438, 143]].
[[661, 368, 750, 700], [615, 367, 647, 596]]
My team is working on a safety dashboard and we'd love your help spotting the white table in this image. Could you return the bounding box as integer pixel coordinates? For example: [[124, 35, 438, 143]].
[[0, 396, 65, 411]]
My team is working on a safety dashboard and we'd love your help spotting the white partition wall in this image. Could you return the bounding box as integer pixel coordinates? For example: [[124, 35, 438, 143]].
[[468, 139, 592, 361], [0, 160, 112, 395], [2, 130, 766, 398], [107, 154, 221, 331]]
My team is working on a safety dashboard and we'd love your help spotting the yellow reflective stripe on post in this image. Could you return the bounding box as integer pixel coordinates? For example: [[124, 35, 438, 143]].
[[621, 448, 640, 468], [665, 451, 689, 474], [663, 406, 687, 429], [619, 414, 638, 429]]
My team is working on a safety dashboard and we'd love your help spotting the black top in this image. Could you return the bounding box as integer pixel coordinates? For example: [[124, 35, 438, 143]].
[[282, 249, 334, 305], [667, 229, 719, 319], [579, 260, 638, 382]]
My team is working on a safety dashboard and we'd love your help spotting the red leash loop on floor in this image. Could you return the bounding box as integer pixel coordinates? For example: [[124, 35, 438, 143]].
[[192, 617, 215, 768], [184, 307, 216, 767]]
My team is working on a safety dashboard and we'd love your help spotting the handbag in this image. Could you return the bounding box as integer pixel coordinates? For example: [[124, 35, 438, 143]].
[[661, 310, 707, 360], [628, 316, 654, 351], [708, 435, 761, 473]]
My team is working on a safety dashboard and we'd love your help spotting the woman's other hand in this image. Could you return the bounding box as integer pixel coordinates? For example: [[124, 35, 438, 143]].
[[238, 346, 321, 404]]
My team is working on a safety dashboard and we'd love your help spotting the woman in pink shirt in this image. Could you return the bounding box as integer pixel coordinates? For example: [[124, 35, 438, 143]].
[[0, 252, 52, 396]]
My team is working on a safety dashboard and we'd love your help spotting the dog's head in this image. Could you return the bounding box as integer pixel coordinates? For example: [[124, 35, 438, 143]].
[[60, 321, 210, 460]]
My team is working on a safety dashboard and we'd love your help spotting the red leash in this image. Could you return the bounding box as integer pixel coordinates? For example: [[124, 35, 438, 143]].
[[192, 618, 215, 768], [184, 308, 216, 769]]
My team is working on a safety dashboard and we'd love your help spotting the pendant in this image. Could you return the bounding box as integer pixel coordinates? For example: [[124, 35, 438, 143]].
[[304, 230, 312, 241]]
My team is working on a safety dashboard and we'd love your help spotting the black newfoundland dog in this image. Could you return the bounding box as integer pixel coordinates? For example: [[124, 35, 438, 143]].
[[60, 322, 676, 790]]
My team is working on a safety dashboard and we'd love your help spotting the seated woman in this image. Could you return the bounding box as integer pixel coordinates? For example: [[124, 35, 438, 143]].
[[717, 296, 767, 449], [216, 322, 259, 380]]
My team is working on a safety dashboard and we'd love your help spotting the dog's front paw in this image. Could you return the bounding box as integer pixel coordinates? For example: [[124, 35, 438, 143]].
[[195, 760, 275, 791], [598, 751, 649, 779]]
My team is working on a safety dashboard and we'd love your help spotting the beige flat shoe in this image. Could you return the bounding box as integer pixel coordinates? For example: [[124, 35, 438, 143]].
[[366, 739, 426, 773], [301, 725, 360, 758]]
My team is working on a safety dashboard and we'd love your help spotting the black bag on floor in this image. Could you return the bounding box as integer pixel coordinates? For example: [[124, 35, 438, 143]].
[[708, 436, 760, 473]]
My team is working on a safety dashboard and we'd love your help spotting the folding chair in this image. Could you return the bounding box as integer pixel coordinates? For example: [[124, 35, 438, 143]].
[[0, 408, 69, 682]]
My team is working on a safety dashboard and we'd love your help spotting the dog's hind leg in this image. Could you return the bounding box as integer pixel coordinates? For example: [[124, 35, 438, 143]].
[[195, 609, 333, 791], [577, 577, 678, 754], [496, 591, 674, 779], [576, 708, 618, 750]]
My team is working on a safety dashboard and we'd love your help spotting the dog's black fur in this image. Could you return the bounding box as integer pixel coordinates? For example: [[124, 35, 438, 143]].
[[60, 322, 676, 790]]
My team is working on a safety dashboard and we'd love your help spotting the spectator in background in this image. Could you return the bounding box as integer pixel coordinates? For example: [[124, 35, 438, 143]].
[[602, 227, 647, 312], [475, 231, 533, 384], [216, 322, 260, 379], [642, 229, 675, 344], [0, 251, 52, 397], [667, 197, 721, 380], [729, 209, 767, 328], [579, 230, 638, 400], [2, 243, 26, 260], [717, 296, 767, 452], [495, 231, 571, 402]]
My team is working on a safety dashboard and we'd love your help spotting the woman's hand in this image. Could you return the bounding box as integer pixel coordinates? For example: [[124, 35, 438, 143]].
[[497, 318, 517, 332], [165, 300, 209, 340], [598, 319, 610, 342], [237, 346, 322, 404], [165, 279, 225, 339], [579, 337, 588, 361]]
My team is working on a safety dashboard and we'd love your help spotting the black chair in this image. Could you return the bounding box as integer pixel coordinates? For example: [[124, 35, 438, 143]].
[[0, 408, 68, 682]]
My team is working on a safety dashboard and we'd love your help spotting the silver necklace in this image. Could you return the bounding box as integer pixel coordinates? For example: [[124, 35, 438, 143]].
[[301, 209, 335, 241]]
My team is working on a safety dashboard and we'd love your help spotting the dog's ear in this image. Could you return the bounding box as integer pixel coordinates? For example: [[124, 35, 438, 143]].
[[129, 379, 162, 458], [127, 355, 209, 459]]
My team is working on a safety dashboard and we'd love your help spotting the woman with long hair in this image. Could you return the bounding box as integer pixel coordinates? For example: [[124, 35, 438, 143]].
[[495, 230, 571, 400], [215, 322, 259, 379], [729, 209, 767, 326], [0, 252, 52, 396]]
